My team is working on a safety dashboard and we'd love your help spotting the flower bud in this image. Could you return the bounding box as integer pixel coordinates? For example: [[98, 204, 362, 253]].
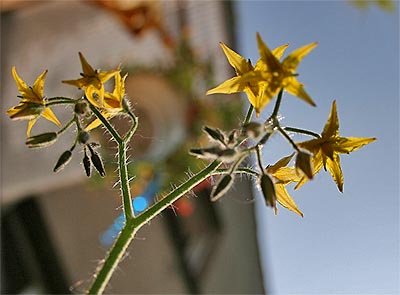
[[78, 131, 90, 144], [9, 102, 44, 120], [82, 152, 91, 177], [26, 132, 58, 148], [211, 174, 234, 202], [242, 122, 264, 138], [203, 126, 226, 145], [90, 150, 106, 177], [54, 150, 72, 172], [295, 150, 313, 179], [74, 101, 89, 115], [259, 174, 276, 209]]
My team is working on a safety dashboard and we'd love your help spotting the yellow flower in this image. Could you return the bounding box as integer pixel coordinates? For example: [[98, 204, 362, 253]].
[[239, 33, 317, 116], [7, 66, 61, 136], [85, 72, 128, 130], [296, 100, 376, 192], [266, 154, 304, 217], [206, 41, 289, 115], [62, 52, 119, 108]]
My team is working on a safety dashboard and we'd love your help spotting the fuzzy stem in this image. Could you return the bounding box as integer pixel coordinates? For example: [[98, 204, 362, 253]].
[[87, 221, 138, 294], [119, 142, 134, 220], [277, 126, 300, 152], [89, 104, 122, 143], [284, 126, 321, 139], [87, 160, 221, 294], [244, 104, 254, 124]]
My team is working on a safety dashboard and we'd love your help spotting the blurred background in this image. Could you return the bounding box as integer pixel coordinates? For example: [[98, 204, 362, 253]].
[[1, 0, 398, 294]]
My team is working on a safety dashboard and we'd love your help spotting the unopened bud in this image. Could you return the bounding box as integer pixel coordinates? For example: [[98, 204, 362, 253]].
[[26, 132, 58, 148], [242, 122, 264, 138], [90, 150, 105, 177], [74, 101, 89, 115], [203, 126, 226, 145], [82, 152, 91, 177], [259, 174, 276, 209], [295, 150, 313, 179], [78, 131, 90, 144], [211, 174, 234, 202], [54, 150, 72, 172]]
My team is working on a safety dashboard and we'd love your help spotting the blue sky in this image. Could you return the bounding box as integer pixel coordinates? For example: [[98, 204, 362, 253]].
[[235, 1, 399, 294]]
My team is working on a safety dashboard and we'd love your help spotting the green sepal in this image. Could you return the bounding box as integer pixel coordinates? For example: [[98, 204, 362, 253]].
[[211, 174, 234, 202]]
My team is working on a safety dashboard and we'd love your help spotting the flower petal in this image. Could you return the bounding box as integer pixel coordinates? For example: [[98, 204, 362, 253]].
[[275, 184, 303, 217], [98, 70, 120, 84], [256, 33, 281, 73], [326, 153, 344, 192], [219, 42, 252, 75], [41, 107, 61, 127], [295, 149, 324, 190], [334, 136, 376, 154], [322, 100, 339, 138], [62, 77, 88, 89], [79, 52, 96, 76], [26, 117, 39, 137], [206, 76, 245, 95], [12, 67, 41, 103], [285, 77, 316, 106], [282, 42, 318, 72], [267, 153, 295, 173], [32, 69, 48, 99]]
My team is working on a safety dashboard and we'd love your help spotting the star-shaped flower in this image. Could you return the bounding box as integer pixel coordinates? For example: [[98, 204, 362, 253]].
[[62, 52, 119, 108], [239, 33, 318, 116], [295, 100, 376, 192], [7, 67, 61, 136], [206, 41, 289, 115], [266, 153, 303, 217], [86, 72, 128, 130]]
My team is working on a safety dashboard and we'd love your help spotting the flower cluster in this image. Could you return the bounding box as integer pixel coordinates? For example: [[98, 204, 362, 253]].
[[6, 53, 132, 176], [201, 33, 376, 216]]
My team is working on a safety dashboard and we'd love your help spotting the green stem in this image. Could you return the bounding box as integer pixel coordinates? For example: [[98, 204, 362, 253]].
[[124, 112, 138, 142], [244, 104, 254, 124], [89, 104, 122, 143], [119, 141, 134, 220], [134, 160, 220, 226], [277, 126, 300, 152], [46, 97, 77, 106], [87, 221, 138, 295], [270, 88, 284, 119], [57, 117, 76, 136], [214, 167, 259, 177], [87, 160, 221, 294], [255, 145, 265, 172], [284, 126, 321, 139]]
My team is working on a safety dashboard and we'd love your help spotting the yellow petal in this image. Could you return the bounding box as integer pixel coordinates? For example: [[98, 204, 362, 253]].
[[62, 77, 88, 89], [334, 136, 376, 154], [86, 112, 115, 131], [274, 167, 302, 184], [98, 69, 120, 84], [322, 100, 339, 138], [26, 117, 38, 137], [79, 52, 96, 76], [326, 153, 344, 192], [219, 42, 252, 75], [282, 42, 318, 72], [32, 69, 48, 99], [275, 184, 303, 217], [272, 44, 289, 60], [285, 77, 316, 106], [206, 77, 245, 95], [267, 153, 295, 173], [41, 107, 61, 127], [7, 102, 43, 120], [12, 67, 41, 103], [297, 138, 322, 155], [86, 84, 104, 108], [256, 33, 281, 73]]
